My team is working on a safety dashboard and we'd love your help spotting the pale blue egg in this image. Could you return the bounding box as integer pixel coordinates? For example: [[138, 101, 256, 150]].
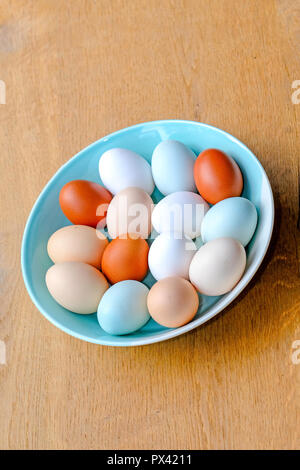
[[97, 280, 150, 335], [201, 197, 258, 246], [151, 140, 196, 195]]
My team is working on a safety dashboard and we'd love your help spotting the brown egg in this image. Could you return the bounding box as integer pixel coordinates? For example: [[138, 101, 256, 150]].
[[106, 187, 153, 239], [147, 277, 199, 328], [194, 149, 243, 204], [47, 225, 108, 268], [101, 236, 149, 284], [59, 180, 112, 228]]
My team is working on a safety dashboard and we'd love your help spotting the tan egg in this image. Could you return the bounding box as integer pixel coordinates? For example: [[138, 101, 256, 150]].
[[47, 225, 108, 268], [189, 237, 246, 296], [147, 277, 199, 328], [106, 187, 153, 239], [45, 261, 108, 314]]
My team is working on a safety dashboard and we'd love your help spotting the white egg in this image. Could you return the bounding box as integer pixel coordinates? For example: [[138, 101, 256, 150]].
[[152, 191, 209, 239], [148, 232, 196, 280], [189, 237, 246, 296], [99, 148, 154, 195], [151, 140, 196, 195]]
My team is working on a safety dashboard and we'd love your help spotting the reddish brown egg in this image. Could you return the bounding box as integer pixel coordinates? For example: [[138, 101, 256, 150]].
[[194, 149, 243, 204], [101, 236, 149, 284], [59, 180, 112, 228]]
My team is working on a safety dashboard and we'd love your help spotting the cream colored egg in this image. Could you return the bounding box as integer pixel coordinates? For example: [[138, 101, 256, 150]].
[[189, 237, 246, 296], [106, 186, 153, 239], [147, 277, 199, 328], [45, 261, 108, 314], [47, 225, 108, 268]]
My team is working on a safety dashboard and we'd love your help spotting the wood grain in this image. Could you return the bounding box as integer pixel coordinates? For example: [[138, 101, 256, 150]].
[[0, 0, 299, 450]]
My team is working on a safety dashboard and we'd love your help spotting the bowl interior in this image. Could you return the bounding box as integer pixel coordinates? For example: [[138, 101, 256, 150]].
[[21, 120, 274, 346]]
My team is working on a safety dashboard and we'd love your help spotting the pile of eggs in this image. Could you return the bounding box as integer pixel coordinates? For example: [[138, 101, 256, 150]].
[[45, 141, 258, 335]]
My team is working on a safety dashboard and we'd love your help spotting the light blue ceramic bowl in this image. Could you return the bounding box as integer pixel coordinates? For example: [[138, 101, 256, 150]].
[[21, 120, 274, 346]]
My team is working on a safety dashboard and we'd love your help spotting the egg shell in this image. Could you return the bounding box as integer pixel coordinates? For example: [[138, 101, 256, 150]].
[[194, 149, 243, 204], [47, 225, 108, 268], [101, 237, 149, 284], [189, 237, 246, 296], [201, 197, 258, 246], [97, 280, 150, 335], [147, 277, 199, 328], [151, 140, 196, 195], [45, 262, 108, 314], [152, 191, 209, 239], [99, 148, 154, 195], [59, 180, 112, 228], [148, 232, 196, 280], [106, 186, 153, 239]]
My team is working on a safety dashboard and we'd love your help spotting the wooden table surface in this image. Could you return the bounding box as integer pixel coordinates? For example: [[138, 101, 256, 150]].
[[0, 0, 299, 450]]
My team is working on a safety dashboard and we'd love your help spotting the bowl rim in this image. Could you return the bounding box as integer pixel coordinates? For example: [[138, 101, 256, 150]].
[[21, 119, 275, 347]]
